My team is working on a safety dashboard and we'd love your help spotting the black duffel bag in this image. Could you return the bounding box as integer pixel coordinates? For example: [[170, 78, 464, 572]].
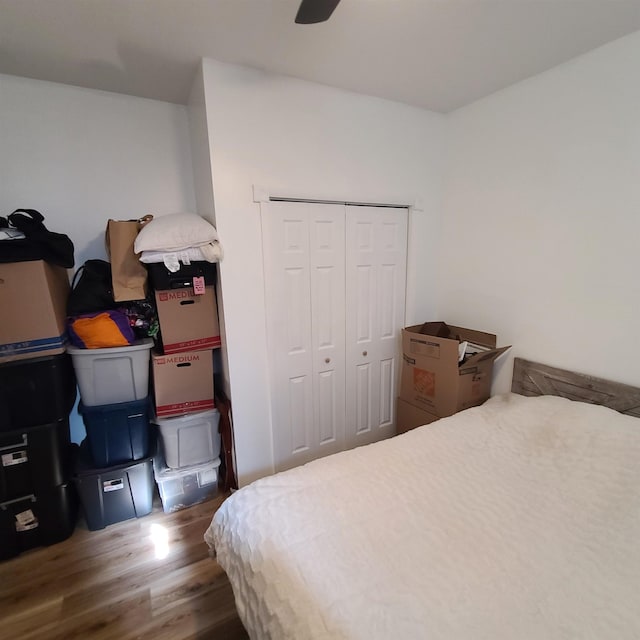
[[0, 209, 75, 268]]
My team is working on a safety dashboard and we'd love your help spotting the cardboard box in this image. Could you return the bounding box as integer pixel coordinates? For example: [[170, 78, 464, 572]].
[[0, 261, 69, 363], [152, 349, 214, 418], [400, 322, 510, 418], [396, 397, 439, 435], [155, 285, 220, 354]]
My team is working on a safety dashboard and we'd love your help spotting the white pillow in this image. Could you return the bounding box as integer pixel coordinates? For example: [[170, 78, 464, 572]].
[[134, 213, 219, 253]]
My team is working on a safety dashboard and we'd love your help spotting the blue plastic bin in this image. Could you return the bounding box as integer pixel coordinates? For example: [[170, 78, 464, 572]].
[[79, 398, 150, 468], [74, 442, 153, 530]]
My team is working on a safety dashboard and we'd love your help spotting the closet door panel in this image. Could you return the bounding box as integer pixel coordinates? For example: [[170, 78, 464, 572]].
[[376, 208, 408, 435], [345, 206, 407, 448], [355, 362, 372, 433], [346, 208, 380, 442], [288, 375, 313, 453], [263, 203, 314, 470], [379, 357, 395, 427], [263, 201, 345, 473], [378, 210, 407, 355], [309, 206, 346, 458], [317, 370, 337, 444]]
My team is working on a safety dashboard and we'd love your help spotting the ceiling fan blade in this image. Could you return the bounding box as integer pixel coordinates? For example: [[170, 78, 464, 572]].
[[295, 0, 341, 24]]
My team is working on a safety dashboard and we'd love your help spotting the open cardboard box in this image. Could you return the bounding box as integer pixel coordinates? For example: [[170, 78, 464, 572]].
[[400, 322, 511, 418], [0, 260, 69, 363]]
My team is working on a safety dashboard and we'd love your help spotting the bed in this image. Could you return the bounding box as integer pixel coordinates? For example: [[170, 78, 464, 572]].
[[205, 359, 640, 639]]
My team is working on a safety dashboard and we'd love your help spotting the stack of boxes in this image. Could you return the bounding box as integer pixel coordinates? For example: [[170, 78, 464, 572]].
[[397, 322, 510, 433], [69, 338, 156, 530], [0, 223, 225, 545], [0, 260, 78, 559], [149, 262, 219, 417], [148, 261, 222, 512], [153, 410, 221, 512]]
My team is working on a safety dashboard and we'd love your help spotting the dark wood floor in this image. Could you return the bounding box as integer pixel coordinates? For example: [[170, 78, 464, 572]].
[[0, 493, 249, 640]]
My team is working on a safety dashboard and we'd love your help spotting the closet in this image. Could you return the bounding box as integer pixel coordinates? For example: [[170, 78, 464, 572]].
[[262, 200, 408, 471]]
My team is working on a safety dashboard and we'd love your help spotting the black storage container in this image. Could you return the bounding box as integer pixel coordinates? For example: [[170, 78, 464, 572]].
[[0, 353, 76, 432], [74, 444, 154, 531], [79, 398, 150, 468], [0, 482, 78, 560], [147, 261, 216, 291], [0, 419, 72, 502]]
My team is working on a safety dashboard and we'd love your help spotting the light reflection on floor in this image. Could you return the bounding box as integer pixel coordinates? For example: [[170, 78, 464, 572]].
[[149, 523, 170, 559]]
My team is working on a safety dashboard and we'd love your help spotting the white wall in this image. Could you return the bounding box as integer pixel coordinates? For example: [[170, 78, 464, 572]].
[[187, 65, 232, 398], [200, 59, 446, 485], [439, 32, 640, 393], [0, 74, 196, 266], [187, 65, 217, 227], [1, 74, 197, 441]]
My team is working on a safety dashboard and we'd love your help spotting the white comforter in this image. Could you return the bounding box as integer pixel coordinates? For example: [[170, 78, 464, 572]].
[[206, 393, 640, 639]]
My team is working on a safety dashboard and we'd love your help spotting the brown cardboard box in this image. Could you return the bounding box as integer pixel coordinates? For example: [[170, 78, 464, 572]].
[[0, 260, 69, 363], [400, 322, 510, 418], [155, 285, 220, 354], [396, 397, 439, 434], [152, 349, 214, 418]]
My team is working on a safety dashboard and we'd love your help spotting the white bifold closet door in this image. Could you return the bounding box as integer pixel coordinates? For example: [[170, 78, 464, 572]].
[[262, 201, 407, 472], [345, 205, 408, 448]]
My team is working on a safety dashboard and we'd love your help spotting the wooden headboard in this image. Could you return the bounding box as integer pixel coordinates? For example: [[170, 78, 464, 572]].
[[511, 358, 640, 419]]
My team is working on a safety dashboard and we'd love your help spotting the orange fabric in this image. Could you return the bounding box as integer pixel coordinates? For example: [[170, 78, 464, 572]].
[[70, 313, 131, 349]]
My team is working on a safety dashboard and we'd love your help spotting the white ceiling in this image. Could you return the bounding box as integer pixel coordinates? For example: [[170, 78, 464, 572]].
[[1, 0, 639, 113]]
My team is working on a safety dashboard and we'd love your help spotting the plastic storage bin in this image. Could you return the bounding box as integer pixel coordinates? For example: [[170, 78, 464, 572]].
[[67, 339, 153, 406], [0, 353, 76, 432], [147, 261, 216, 291], [74, 445, 154, 530], [0, 482, 78, 560], [79, 398, 150, 468], [154, 409, 220, 469], [154, 456, 220, 513], [0, 419, 72, 502]]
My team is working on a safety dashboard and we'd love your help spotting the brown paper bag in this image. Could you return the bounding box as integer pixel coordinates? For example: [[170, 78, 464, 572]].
[[105, 215, 153, 302]]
